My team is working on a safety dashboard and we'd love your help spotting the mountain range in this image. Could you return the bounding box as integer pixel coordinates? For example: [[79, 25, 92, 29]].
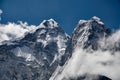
[[0, 16, 120, 80]]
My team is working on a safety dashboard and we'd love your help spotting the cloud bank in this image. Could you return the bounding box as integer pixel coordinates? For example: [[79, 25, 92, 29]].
[[0, 22, 37, 44]]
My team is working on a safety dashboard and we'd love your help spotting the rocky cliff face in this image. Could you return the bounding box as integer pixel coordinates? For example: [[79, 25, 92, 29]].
[[0, 19, 69, 80]]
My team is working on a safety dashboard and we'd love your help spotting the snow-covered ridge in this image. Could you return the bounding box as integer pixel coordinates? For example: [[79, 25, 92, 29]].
[[91, 16, 104, 25], [0, 19, 63, 45], [0, 16, 104, 45], [40, 18, 59, 28]]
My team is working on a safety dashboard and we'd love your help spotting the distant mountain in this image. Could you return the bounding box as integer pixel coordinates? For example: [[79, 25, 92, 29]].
[[0, 17, 120, 80]]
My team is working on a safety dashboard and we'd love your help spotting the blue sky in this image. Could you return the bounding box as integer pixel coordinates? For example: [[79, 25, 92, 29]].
[[0, 0, 120, 34]]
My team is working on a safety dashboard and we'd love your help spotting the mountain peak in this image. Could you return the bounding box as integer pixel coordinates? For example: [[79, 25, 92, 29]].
[[78, 20, 87, 25], [40, 19, 59, 28], [78, 16, 103, 25], [48, 18, 56, 22], [91, 16, 101, 20], [71, 16, 110, 51], [91, 16, 104, 25]]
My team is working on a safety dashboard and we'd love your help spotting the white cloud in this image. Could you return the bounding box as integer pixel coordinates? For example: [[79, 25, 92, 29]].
[[98, 30, 120, 50], [0, 9, 38, 42], [0, 22, 37, 44]]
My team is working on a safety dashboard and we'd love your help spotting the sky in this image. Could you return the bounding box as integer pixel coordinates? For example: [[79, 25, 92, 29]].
[[0, 0, 120, 35]]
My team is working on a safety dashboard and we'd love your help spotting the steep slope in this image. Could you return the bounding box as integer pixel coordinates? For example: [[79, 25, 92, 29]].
[[67, 16, 111, 53], [50, 16, 120, 80], [60, 16, 111, 66], [0, 19, 69, 80]]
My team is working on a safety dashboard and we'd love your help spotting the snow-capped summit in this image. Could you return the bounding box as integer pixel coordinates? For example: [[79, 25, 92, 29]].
[[78, 20, 87, 24], [91, 16, 104, 25], [40, 19, 59, 29], [78, 16, 104, 28], [92, 16, 101, 20], [71, 16, 110, 51]]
